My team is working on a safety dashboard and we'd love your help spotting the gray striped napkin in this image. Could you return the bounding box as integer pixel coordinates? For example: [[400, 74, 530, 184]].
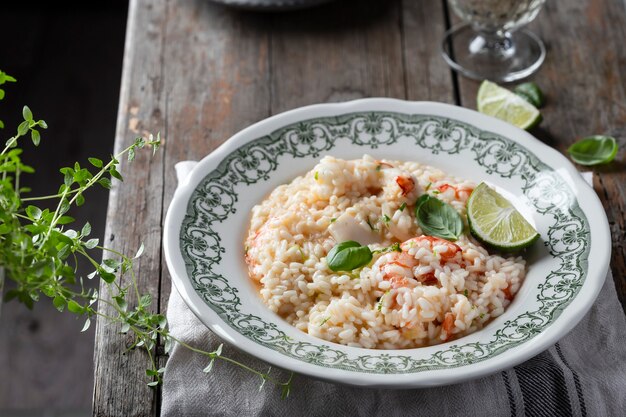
[[162, 167, 626, 417]]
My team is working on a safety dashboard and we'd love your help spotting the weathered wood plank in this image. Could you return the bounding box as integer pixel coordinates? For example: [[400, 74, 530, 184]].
[[401, 0, 456, 103], [454, 0, 626, 310], [94, 0, 279, 414], [157, 1, 273, 321], [269, 0, 405, 111], [92, 0, 168, 416]]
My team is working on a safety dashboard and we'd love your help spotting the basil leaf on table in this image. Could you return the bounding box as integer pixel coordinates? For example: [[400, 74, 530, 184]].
[[327, 240, 373, 272], [414, 195, 463, 241], [567, 135, 618, 166]]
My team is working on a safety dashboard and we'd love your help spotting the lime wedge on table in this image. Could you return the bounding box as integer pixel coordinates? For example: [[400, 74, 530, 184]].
[[477, 80, 542, 130], [467, 182, 539, 251]]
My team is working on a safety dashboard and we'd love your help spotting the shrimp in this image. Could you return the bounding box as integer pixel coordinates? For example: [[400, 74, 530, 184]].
[[442, 312, 455, 341], [377, 236, 461, 289], [401, 236, 461, 262], [437, 183, 474, 200], [379, 251, 419, 289], [502, 286, 514, 301], [395, 175, 415, 196]]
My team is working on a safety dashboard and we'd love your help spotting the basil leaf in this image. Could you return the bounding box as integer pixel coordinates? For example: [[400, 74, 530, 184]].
[[327, 241, 372, 272], [415, 195, 463, 241], [567, 135, 618, 166], [414, 194, 430, 213]]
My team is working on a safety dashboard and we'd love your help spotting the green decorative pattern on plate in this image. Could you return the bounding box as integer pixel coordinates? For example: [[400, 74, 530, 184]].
[[179, 112, 589, 373]]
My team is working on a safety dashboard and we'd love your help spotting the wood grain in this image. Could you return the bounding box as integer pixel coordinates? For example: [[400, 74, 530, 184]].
[[270, 0, 405, 110], [92, 0, 168, 416], [158, 1, 273, 317], [453, 0, 626, 310], [402, 0, 456, 103]]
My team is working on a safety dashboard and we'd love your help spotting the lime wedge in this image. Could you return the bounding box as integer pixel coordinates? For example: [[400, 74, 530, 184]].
[[467, 182, 539, 251], [477, 80, 542, 130]]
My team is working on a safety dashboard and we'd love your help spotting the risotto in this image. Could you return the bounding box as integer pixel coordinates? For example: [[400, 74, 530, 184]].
[[244, 155, 526, 349]]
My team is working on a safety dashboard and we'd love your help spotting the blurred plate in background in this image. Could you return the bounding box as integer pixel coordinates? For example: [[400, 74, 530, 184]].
[[208, 0, 334, 11]]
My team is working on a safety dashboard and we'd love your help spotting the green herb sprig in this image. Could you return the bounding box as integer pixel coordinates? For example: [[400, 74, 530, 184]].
[[0, 71, 292, 395]]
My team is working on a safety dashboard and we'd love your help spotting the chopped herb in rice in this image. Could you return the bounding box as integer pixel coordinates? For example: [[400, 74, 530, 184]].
[[318, 316, 331, 326]]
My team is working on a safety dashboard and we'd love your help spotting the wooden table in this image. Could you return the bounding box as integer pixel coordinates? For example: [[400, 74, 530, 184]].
[[92, 0, 626, 415]]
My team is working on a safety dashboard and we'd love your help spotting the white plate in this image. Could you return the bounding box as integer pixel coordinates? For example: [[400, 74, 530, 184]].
[[163, 99, 610, 387]]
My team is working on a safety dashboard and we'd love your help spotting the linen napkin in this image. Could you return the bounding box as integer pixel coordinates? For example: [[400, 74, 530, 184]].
[[162, 166, 626, 417]]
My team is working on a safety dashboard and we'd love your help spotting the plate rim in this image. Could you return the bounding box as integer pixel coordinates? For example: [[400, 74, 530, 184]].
[[163, 98, 611, 387]]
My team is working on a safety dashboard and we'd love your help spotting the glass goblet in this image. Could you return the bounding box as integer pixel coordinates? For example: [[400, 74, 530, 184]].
[[442, 0, 547, 82]]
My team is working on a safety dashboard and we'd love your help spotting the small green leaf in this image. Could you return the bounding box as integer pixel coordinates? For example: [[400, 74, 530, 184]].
[[0, 119, 4, 129], [26, 206, 42, 220], [100, 271, 116, 283], [67, 300, 84, 314], [103, 258, 121, 270], [203, 359, 215, 373], [53, 296, 66, 312], [140, 294, 152, 307], [26, 205, 42, 220], [81, 318, 91, 332], [76, 193, 85, 206], [98, 177, 112, 189], [81, 222, 91, 237], [326, 241, 372, 272], [114, 296, 128, 311], [84, 238, 99, 249], [134, 242, 145, 259], [30, 129, 40, 146], [0, 89, 4, 100], [57, 216, 75, 225], [567, 135, 618, 166], [88, 157, 103, 168], [109, 168, 123, 181], [415, 195, 463, 241], [17, 120, 29, 136], [281, 382, 291, 399], [59, 199, 70, 215], [22, 106, 33, 121], [164, 337, 173, 354], [147, 381, 159, 387]]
